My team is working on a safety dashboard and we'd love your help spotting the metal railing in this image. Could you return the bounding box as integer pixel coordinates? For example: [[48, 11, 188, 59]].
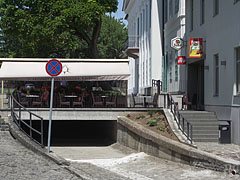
[[168, 94, 193, 143], [125, 35, 140, 49], [152, 79, 162, 94], [10, 91, 44, 147]]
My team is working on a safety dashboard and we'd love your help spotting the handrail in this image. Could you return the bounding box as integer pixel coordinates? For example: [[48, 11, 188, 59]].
[[167, 94, 193, 143], [10, 91, 44, 147]]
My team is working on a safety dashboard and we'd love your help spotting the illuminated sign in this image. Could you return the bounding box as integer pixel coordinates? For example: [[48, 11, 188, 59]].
[[189, 38, 203, 58], [177, 56, 186, 65]]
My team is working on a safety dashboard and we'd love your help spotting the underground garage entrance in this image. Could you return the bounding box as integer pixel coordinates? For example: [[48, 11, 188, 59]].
[[22, 120, 117, 146]]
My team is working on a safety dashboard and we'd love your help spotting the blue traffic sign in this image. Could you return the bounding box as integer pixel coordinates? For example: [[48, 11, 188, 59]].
[[46, 59, 62, 77]]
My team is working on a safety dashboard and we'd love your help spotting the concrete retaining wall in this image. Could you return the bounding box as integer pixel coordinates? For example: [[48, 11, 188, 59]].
[[117, 116, 240, 174]]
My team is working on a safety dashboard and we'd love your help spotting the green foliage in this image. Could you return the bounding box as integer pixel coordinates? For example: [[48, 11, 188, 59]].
[[146, 120, 157, 127], [155, 117, 162, 122], [0, 0, 119, 58], [156, 126, 165, 132], [147, 110, 157, 117], [136, 115, 145, 120], [98, 15, 128, 58]]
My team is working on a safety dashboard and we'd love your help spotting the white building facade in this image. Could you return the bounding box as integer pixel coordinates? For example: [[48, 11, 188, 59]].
[[184, 0, 240, 144], [163, 0, 187, 93], [123, 0, 163, 95]]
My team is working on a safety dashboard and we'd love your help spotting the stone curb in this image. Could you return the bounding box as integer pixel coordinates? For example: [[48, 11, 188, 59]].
[[117, 116, 240, 174], [7, 117, 87, 180]]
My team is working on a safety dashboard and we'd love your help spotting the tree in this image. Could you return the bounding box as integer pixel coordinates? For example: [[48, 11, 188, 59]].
[[98, 15, 128, 59], [0, 0, 118, 58]]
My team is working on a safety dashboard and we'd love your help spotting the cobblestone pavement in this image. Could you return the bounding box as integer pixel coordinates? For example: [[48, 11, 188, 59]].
[[196, 142, 240, 161], [0, 131, 79, 180]]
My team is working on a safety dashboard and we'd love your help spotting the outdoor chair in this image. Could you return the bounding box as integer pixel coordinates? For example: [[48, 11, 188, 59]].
[[106, 94, 117, 107], [59, 94, 70, 108], [16, 92, 29, 107], [72, 94, 84, 107], [91, 92, 104, 107], [132, 93, 144, 107], [182, 93, 192, 110], [146, 93, 159, 107]]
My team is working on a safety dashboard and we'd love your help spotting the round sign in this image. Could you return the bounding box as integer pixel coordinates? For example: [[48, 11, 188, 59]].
[[46, 59, 62, 77]]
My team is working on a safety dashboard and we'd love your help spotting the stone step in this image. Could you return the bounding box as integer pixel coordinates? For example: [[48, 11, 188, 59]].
[[192, 134, 219, 138], [181, 115, 217, 120], [184, 119, 218, 123], [191, 126, 218, 131], [185, 122, 218, 126], [192, 130, 219, 135], [180, 111, 215, 115], [193, 137, 219, 142], [179, 110, 219, 142]]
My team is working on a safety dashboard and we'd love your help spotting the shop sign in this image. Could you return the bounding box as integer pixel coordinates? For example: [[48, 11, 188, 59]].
[[189, 38, 203, 58], [177, 56, 186, 65], [171, 37, 184, 50]]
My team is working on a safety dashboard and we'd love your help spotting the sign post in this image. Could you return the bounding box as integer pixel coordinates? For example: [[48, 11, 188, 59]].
[[45, 59, 62, 153]]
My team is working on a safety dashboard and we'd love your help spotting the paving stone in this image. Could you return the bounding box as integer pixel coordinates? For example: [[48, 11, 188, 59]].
[[0, 132, 79, 180]]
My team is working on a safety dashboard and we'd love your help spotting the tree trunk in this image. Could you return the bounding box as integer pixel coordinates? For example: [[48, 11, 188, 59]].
[[88, 42, 98, 58]]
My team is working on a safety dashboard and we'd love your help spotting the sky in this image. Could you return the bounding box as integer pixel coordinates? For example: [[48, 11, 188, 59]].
[[112, 0, 128, 26]]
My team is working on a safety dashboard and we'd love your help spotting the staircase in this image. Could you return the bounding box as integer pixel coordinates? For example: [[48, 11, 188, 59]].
[[179, 111, 219, 142]]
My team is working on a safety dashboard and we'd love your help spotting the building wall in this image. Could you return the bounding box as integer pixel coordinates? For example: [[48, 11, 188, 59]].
[[124, 0, 163, 95], [164, 0, 187, 93], [185, 0, 240, 144]]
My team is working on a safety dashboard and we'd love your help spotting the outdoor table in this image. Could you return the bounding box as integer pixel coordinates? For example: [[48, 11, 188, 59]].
[[26, 95, 40, 107], [101, 95, 107, 107], [64, 95, 78, 107]]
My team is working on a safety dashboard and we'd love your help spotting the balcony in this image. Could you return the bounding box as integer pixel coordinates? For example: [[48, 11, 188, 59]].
[[124, 35, 139, 59]]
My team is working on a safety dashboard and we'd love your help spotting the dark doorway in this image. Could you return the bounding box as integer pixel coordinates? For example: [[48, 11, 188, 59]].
[[187, 61, 204, 110]]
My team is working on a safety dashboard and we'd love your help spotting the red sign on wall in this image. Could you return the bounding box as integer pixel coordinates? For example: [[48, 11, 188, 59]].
[[189, 38, 203, 58], [177, 56, 186, 65]]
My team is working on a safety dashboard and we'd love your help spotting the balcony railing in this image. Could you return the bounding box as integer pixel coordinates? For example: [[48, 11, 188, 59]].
[[125, 35, 140, 49]]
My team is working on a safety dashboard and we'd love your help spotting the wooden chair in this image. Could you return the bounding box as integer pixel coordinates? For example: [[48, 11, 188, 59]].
[[146, 93, 159, 107], [106, 94, 117, 107], [59, 94, 70, 108], [73, 94, 84, 107], [132, 93, 144, 107], [91, 92, 104, 107], [17, 92, 29, 107], [182, 93, 192, 110]]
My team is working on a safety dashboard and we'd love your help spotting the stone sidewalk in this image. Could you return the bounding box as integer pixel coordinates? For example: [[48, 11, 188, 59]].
[[0, 131, 79, 180], [196, 142, 240, 163]]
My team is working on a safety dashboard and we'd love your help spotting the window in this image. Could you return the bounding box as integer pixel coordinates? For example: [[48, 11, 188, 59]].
[[175, 51, 178, 81], [236, 47, 240, 94], [214, 54, 219, 96], [200, 0, 205, 25], [175, 0, 179, 14], [149, 1, 152, 28], [213, 0, 219, 16], [137, 18, 139, 46], [190, 0, 193, 31]]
